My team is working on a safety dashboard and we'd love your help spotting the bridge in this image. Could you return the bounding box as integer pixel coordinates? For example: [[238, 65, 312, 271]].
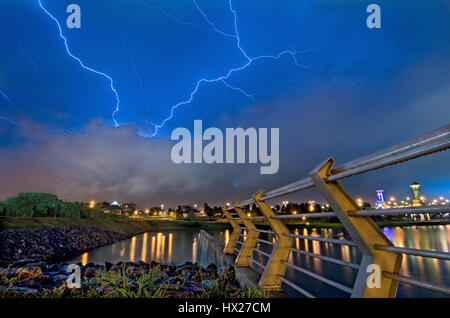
[[221, 124, 450, 298]]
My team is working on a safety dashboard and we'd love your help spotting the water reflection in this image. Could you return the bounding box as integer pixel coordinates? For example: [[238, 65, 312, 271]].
[[68, 225, 449, 298], [70, 230, 218, 266]]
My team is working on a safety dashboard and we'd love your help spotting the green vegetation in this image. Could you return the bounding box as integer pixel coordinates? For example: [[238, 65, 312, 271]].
[[0, 264, 266, 298], [0, 215, 231, 234], [0, 193, 106, 220]]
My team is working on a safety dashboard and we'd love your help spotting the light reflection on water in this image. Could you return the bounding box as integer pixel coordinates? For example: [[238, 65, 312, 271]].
[[70, 230, 230, 266], [69, 225, 449, 298]]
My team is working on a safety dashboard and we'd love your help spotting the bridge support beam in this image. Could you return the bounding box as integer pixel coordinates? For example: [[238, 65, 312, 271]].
[[233, 201, 260, 266], [310, 158, 402, 298], [222, 205, 242, 255], [254, 190, 294, 291]]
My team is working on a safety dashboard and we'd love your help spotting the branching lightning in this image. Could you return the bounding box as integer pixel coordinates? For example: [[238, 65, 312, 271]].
[[0, 89, 18, 126], [37, 0, 121, 127], [149, 0, 314, 137], [36, 0, 323, 137]]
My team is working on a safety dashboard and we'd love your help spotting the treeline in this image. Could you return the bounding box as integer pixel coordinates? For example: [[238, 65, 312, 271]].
[[0, 193, 107, 220]]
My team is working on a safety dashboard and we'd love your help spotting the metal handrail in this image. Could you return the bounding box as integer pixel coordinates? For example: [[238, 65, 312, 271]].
[[382, 271, 450, 295], [290, 247, 360, 270], [285, 233, 357, 247], [278, 276, 316, 298], [249, 257, 266, 269], [252, 228, 275, 235], [233, 124, 449, 208], [236, 240, 244, 246], [284, 262, 353, 294], [252, 248, 271, 258], [222, 125, 450, 298], [349, 205, 450, 216], [272, 212, 337, 219], [374, 244, 450, 261], [256, 238, 275, 246], [246, 216, 265, 220]]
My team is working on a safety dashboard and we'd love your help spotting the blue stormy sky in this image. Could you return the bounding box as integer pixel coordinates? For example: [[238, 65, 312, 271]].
[[0, 0, 449, 207]]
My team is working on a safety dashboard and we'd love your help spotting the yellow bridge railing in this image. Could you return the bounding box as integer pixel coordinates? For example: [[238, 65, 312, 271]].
[[222, 124, 450, 298]]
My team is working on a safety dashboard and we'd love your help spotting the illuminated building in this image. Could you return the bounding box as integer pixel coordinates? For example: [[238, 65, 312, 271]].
[[409, 181, 424, 207], [376, 188, 386, 209], [104, 203, 122, 215]]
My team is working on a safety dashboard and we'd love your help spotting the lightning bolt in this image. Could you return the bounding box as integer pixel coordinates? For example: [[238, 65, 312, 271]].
[[0, 89, 13, 104], [148, 0, 317, 137], [37, 0, 121, 127], [0, 89, 19, 126], [18, 42, 40, 76], [36, 0, 323, 137], [0, 116, 18, 126]]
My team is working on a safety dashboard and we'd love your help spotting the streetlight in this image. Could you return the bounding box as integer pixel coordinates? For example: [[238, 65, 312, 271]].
[[89, 200, 95, 209], [357, 198, 363, 207]]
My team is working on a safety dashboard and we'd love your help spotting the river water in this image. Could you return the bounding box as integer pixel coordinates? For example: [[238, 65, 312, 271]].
[[68, 225, 449, 298]]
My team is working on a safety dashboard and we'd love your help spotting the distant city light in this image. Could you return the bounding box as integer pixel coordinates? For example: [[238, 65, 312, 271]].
[[89, 200, 95, 209]]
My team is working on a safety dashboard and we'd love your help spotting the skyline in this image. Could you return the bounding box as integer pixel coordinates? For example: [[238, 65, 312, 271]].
[[0, 0, 449, 207]]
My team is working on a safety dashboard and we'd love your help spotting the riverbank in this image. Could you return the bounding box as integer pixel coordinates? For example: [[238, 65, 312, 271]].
[[0, 216, 231, 234], [0, 226, 129, 263], [0, 259, 265, 298]]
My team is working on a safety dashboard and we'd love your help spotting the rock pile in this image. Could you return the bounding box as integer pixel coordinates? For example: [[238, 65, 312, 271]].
[[0, 227, 129, 263]]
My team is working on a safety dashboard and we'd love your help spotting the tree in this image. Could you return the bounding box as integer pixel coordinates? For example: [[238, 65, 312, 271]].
[[362, 202, 372, 210], [203, 202, 214, 218], [176, 205, 183, 219]]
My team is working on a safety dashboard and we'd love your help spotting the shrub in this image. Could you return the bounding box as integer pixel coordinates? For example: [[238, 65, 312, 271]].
[[1, 193, 107, 220]]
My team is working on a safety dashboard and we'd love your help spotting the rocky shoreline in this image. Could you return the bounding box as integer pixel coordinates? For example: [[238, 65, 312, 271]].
[[0, 226, 129, 263], [0, 259, 261, 298], [0, 226, 264, 298]]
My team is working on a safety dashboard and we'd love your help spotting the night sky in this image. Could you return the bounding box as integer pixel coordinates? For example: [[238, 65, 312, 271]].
[[0, 0, 449, 208]]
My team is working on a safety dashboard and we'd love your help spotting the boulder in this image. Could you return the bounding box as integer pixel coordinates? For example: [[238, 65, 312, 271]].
[[17, 266, 43, 280]]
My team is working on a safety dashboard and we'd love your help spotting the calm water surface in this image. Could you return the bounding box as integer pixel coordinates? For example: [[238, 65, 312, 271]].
[[68, 225, 449, 298]]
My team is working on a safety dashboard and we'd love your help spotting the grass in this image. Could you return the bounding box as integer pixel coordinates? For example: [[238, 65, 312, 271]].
[[0, 215, 231, 234], [0, 263, 267, 298]]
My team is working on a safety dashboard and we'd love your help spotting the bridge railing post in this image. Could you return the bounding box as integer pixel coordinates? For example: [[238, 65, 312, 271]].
[[233, 201, 260, 266], [222, 205, 242, 255], [253, 189, 294, 291], [309, 158, 403, 298]]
